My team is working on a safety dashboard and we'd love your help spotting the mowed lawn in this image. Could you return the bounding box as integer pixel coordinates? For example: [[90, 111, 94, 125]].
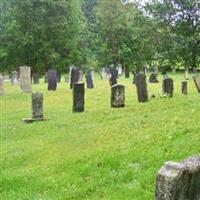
[[1, 73, 200, 200]]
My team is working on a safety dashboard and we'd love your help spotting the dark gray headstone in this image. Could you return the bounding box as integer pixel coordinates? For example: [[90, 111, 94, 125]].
[[135, 73, 148, 102], [155, 155, 200, 200], [73, 83, 84, 112], [162, 77, 174, 97], [181, 81, 188, 95], [149, 73, 159, 83], [193, 75, 200, 93], [33, 73, 40, 84], [32, 92, 43, 119], [70, 67, 79, 89], [86, 70, 94, 89], [125, 66, 130, 78], [109, 67, 118, 86], [20, 66, 32, 92], [111, 84, 125, 108], [0, 75, 4, 95], [47, 70, 57, 90]]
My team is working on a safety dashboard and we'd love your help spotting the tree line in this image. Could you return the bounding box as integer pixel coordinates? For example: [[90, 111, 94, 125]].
[[0, 0, 199, 74]]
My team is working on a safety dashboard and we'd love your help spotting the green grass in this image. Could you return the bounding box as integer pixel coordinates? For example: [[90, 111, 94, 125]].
[[1, 73, 200, 200]]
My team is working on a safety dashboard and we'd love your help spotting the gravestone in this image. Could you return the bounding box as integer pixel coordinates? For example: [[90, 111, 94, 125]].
[[70, 67, 80, 89], [33, 73, 40, 84], [125, 66, 130, 78], [172, 67, 176, 74], [193, 75, 200, 93], [116, 64, 123, 76], [109, 67, 118, 86], [0, 75, 4, 95], [149, 73, 159, 83], [86, 70, 94, 89], [154, 66, 159, 75], [47, 69, 57, 90], [111, 84, 125, 108], [155, 154, 200, 200], [11, 71, 19, 85], [184, 68, 189, 80], [32, 92, 43, 118], [135, 73, 148, 102], [73, 83, 84, 112], [181, 81, 187, 95], [23, 92, 46, 123], [193, 76, 200, 93], [100, 68, 109, 79], [20, 66, 31, 92], [162, 77, 174, 97], [79, 66, 84, 82]]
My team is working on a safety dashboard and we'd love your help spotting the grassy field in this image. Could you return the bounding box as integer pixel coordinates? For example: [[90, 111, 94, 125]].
[[1, 73, 200, 200]]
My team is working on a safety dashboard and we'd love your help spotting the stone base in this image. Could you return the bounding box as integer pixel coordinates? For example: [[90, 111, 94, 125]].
[[22, 118, 48, 123]]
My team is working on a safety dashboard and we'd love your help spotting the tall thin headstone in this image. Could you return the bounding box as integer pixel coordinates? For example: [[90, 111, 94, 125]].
[[0, 75, 4, 95], [193, 75, 200, 93], [111, 84, 125, 108], [135, 73, 148, 102], [33, 73, 40, 84], [181, 81, 188, 95], [20, 66, 31, 92], [86, 70, 94, 89], [73, 83, 84, 112], [32, 92, 43, 119], [109, 67, 118, 86], [70, 66, 79, 89], [162, 77, 174, 97], [47, 70, 57, 90]]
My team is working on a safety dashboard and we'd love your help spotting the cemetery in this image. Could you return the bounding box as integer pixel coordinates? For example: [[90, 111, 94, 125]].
[[0, 0, 200, 200]]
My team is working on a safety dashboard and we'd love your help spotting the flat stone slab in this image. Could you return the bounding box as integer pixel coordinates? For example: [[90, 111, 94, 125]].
[[22, 118, 48, 123]]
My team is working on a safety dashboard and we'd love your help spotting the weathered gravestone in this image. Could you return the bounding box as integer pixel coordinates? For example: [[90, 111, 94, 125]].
[[109, 67, 118, 86], [11, 71, 19, 85], [149, 73, 159, 83], [23, 92, 46, 123], [154, 66, 159, 75], [20, 66, 32, 92], [47, 70, 57, 90], [193, 75, 200, 93], [162, 77, 174, 97], [116, 64, 123, 76], [33, 73, 40, 84], [181, 81, 188, 95], [155, 154, 200, 200], [111, 84, 125, 108], [73, 83, 84, 112], [0, 75, 4, 95], [135, 73, 148, 102], [86, 70, 94, 89], [184, 67, 189, 80], [70, 67, 79, 89], [125, 66, 130, 78]]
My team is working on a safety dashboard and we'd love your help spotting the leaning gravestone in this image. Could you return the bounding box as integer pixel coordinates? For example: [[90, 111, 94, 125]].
[[193, 75, 200, 93], [73, 83, 84, 112], [155, 154, 200, 200], [149, 73, 159, 83], [70, 67, 79, 89], [86, 70, 94, 89], [0, 75, 4, 95], [162, 77, 174, 97], [20, 66, 31, 92], [135, 73, 148, 102], [23, 92, 46, 123], [47, 70, 57, 90], [33, 73, 40, 84], [109, 67, 118, 86], [181, 81, 188, 95], [11, 71, 19, 85], [111, 84, 125, 108]]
